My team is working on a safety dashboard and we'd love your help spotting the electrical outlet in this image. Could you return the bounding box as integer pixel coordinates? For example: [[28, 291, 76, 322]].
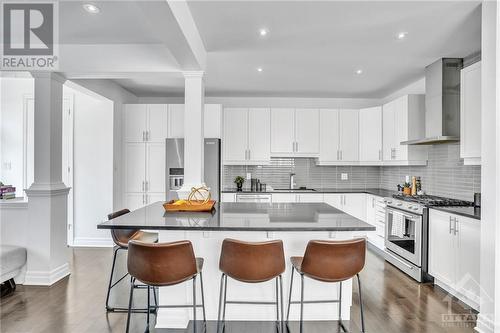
[[341, 173, 349, 180], [246, 173, 252, 180]]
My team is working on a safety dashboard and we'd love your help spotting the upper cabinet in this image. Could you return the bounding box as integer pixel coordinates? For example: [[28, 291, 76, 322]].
[[318, 109, 359, 165], [382, 95, 427, 165], [359, 106, 383, 164], [167, 104, 185, 138], [223, 108, 271, 165], [204, 104, 222, 138], [125, 104, 168, 143], [271, 108, 319, 157], [460, 61, 481, 165]]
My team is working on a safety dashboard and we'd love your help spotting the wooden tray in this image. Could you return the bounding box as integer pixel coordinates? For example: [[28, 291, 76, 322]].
[[163, 200, 216, 212]]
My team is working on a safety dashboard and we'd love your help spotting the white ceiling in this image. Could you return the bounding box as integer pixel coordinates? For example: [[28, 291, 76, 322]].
[[59, 1, 481, 98], [186, 1, 481, 98]]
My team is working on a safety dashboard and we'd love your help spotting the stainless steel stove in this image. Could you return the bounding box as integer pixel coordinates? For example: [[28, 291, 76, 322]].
[[382, 194, 473, 282]]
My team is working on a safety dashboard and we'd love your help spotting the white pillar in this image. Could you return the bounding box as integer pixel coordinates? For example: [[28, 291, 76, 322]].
[[24, 72, 70, 286], [177, 71, 205, 199]]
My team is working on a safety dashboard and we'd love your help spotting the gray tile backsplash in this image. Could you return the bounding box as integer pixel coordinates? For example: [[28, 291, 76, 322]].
[[223, 143, 481, 201]]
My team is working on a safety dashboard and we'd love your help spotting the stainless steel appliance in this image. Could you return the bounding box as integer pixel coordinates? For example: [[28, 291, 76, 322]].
[[166, 138, 221, 202], [383, 194, 473, 282]]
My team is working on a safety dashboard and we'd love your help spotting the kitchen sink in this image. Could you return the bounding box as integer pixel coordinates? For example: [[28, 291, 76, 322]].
[[273, 188, 317, 192]]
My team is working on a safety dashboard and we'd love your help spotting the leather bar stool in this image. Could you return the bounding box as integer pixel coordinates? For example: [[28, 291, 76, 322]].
[[217, 239, 286, 332], [286, 238, 366, 333], [126, 240, 206, 333], [105, 209, 158, 312]]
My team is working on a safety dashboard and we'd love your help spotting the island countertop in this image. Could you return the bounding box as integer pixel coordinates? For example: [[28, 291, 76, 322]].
[[97, 201, 375, 232]]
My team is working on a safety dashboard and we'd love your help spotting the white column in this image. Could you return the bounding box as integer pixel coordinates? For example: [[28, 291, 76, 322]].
[[177, 71, 205, 199], [24, 72, 70, 286]]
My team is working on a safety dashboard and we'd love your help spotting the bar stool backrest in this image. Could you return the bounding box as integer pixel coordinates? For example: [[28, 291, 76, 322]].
[[301, 238, 366, 282], [219, 238, 285, 283], [107, 209, 140, 248], [127, 240, 198, 286]]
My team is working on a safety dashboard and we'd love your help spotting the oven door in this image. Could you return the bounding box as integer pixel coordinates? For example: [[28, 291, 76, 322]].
[[385, 207, 422, 267]]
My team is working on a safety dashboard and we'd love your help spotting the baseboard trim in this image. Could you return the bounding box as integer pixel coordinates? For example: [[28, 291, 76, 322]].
[[24, 263, 70, 286], [72, 237, 113, 248], [474, 313, 495, 333]]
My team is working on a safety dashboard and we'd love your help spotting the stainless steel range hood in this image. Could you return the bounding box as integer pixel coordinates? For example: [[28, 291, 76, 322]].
[[401, 58, 463, 145]]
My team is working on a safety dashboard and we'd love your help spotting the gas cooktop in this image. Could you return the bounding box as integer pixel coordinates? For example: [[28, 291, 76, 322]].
[[391, 194, 473, 207]]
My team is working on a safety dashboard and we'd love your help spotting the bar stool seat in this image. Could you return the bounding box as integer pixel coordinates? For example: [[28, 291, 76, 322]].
[[105, 209, 158, 312], [287, 239, 367, 332], [217, 239, 285, 332]]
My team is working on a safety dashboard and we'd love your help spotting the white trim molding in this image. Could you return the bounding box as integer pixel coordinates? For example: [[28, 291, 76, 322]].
[[24, 263, 70, 286], [474, 313, 495, 333], [72, 237, 113, 248]]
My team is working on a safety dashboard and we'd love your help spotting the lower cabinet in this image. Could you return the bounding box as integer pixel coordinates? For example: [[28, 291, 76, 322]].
[[324, 193, 366, 221], [428, 209, 480, 310], [126, 193, 165, 211]]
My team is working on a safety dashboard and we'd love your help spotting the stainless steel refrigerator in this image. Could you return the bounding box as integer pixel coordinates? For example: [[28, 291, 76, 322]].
[[165, 138, 221, 202]]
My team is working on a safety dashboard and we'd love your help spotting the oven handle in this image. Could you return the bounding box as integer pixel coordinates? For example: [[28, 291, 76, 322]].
[[386, 206, 421, 220]]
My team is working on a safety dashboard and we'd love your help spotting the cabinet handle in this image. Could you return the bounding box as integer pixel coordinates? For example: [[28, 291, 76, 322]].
[[337, 150, 340, 160], [340, 150, 343, 161], [449, 216, 454, 234], [142, 181, 145, 191], [142, 193, 146, 204], [454, 217, 458, 235], [145, 181, 148, 191], [379, 150, 382, 161], [146, 131, 149, 141], [248, 149, 251, 160], [142, 131, 145, 141], [296, 142, 298, 152]]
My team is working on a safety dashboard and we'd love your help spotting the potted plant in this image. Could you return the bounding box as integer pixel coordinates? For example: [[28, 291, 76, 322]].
[[234, 176, 245, 192], [403, 182, 412, 195]]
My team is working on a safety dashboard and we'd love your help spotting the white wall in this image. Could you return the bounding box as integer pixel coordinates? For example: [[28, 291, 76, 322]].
[[63, 85, 114, 247], [69, 79, 138, 211], [0, 77, 34, 195]]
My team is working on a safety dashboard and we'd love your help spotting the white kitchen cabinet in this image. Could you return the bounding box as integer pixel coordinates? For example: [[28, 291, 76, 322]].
[[148, 104, 169, 142], [126, 193, 147, 211], [271, 193, 297, 203], [167, 104, 185, 138], [124, 105, 148, 143], [365, 194, 376, 226], [271, 108, 295, 154], [296, 193, 324, 203], [223, 108, 271, 165], [359, 106, 383, 164], [342, 193, 367, 221], [204, 104, 222, 138], [146, 143, 166, 193], [460, 61, 481, 165], [221, 193, 236, 202], [125, 143, 146, 193], [271, 108, 319, 157], [428, 209, 480, 309], [382, 95, 427, 165], [318, 109, 358, 165], [295, 109, 320, 155], [323, 193, 343, 210], [147, 193, 166, 204]]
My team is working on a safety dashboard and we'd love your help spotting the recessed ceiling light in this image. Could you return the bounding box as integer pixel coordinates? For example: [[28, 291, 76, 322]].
[[83, 3, 100, 14], [259, 28, 269, 37], [257, 67, 263, 72], [355, 69, 363, 75], [397, 31, 408, 40]]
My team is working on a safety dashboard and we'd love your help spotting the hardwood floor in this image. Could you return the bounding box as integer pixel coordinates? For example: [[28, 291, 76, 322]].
[[0, 248, 476, 333]]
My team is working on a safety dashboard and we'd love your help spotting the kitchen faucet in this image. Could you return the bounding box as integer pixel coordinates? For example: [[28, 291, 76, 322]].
[[290, 173, 296, 190]]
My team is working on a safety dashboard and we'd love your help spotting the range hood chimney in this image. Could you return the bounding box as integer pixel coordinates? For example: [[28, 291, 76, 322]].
[[401, 58, 463, 145]]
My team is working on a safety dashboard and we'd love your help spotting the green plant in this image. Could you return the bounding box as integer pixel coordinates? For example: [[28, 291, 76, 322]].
[[234, 176, 245, 186], [403, 182, 411, 188]]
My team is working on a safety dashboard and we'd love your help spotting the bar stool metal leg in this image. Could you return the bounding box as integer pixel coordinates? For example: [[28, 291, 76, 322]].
[[217, 274, 225, 333], [275, 277, 280, 325], [126, 277, 135, 333], [106, 247, 126, 311], [193, 276, 197, 333], [279, 275, 284, 333], [300, 274, 304, 333], [200, 272, 207, 323], [222, 275, 228, 322], [357, 274, 366, 333], [286, 267, 294, 322], [146, 286, 150, 332]]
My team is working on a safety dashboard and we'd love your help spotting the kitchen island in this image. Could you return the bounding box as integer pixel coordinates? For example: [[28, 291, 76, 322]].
[[98, 202, 375, 329]]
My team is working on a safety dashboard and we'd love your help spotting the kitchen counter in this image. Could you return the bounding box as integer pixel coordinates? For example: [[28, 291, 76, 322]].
[[98, 201, 372, 328], [222, 187, 397, 197], [430, 206, 481, 220], [97, 201, 375, 231]]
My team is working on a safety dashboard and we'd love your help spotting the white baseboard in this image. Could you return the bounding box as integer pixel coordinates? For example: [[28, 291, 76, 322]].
[[24, 263, 70, 286], [72, 237, 113, 248], [474, 313, 495, 333]]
